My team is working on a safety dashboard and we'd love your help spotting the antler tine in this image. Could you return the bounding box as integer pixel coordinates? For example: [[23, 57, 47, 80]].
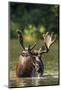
[[45, 32, 49, 36], [30, 42, 37, 50], [43, 32, 49, 39], [51, 34, 56, 44], [51, 32, 54, 38], [43, 34, 45, 39]]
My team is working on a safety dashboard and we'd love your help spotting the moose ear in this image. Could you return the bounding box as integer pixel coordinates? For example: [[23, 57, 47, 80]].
[[16, 29, 25, 50]]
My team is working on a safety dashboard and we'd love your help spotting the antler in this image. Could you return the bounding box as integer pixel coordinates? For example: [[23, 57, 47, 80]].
[[16, 29, 25, 50], [40, 32, 56, 54], [30, 42, 37, 50], [43, 32, 56, 49]]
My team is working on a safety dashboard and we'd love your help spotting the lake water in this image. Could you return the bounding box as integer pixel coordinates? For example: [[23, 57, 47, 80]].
[[9, 71, 59, 88]]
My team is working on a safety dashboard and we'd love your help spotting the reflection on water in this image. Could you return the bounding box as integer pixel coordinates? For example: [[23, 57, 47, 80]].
[[9, 71, 59, 88]]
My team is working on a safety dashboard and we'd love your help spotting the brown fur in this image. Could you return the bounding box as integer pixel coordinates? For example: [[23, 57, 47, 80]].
[[16, 55, 35, 77]]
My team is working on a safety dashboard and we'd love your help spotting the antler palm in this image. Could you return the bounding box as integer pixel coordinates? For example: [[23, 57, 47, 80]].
[[43, 32, 56, 49]]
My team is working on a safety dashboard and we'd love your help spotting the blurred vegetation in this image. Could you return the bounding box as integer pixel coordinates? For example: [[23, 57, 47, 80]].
[[10, 2, 59, 41]]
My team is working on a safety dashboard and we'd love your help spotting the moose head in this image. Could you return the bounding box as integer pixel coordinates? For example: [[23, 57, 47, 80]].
[[16, 29, 56, 77]]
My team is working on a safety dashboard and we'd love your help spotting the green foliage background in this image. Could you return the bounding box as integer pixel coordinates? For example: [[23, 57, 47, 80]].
[[10, 2, 59, 40]]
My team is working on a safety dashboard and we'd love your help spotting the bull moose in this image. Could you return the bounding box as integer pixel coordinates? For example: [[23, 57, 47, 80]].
[[16, 29, 56, 77]]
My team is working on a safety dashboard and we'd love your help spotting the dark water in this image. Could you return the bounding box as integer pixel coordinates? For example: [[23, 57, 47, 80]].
[[9, 72, 59, 88]]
